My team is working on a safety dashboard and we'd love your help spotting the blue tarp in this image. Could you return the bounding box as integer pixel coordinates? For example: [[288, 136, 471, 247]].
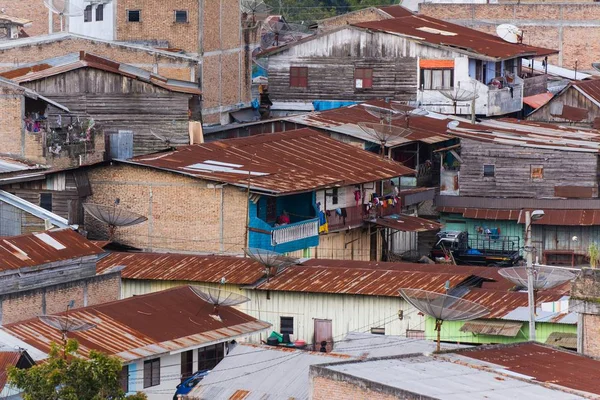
[[312, 100, 357, 111]]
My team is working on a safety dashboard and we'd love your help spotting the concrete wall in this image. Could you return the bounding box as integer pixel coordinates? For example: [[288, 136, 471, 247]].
[[68, 0, 115, 40], [419, 2, 600, 69], [310, 369, 414, 400]]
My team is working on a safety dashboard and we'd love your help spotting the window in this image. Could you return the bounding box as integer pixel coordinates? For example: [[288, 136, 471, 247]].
[[175, 10, 188, 23], [198, 343, 226, 370], [280, 316, 293, 335], [354, 68, 373, 89], [120, 366, 129, 393], [420, 68, 453, 90], [143, 358, 160, 388], [181, 350, 193, 381], [289, 67, 308, 88], [371, 327, 385, 335], [483, 164, 495, 178], [40, 193, 52, 212], [331, 188, 339, 205], [96, 4, 104, 21], [84, 5, 92, 22], [127, 10, 141, 22], [531, 165, 544, 180], [266, 196, 277, 223]]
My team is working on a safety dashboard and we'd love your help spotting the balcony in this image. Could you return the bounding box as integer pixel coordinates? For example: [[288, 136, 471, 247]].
[[327, 206, 365, 232], [486, 83, 523, 116], [248, 217, 320, 253], [271, 218, 320, 247]]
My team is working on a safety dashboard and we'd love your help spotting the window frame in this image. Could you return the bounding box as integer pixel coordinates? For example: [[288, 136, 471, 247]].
[[120, 365, 129, 393], [331, 188, 339, 205], [531, 164, 544, 180], [266, 197, 277, 223], [84, 5, 92, 22], [280, 316, 294, 335], [420, 68, 454, 90], [96, 4, 104, 21], [40, 193, 52, 212], [198, 343, 226, 371], [289, 67, 308, 88], [174, 10, 188, 23], [483, 164, 495, 178], [181, 350, 193, 382], [127, 9, 141, 23], [354, 67, 373, 89], [143, 358, 160, 388]]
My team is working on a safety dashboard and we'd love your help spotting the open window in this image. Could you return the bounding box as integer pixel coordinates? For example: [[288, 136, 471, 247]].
[[84, 5, 92, 22], [420, 60, 454, 90], [175, 10, 188, 23], [280, 316, 294, 335], [96, 4, 104, 21], [127, 10, 141, 22]]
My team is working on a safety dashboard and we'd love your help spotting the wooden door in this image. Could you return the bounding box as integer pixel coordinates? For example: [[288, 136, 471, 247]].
[[314, 319, 333, 352]]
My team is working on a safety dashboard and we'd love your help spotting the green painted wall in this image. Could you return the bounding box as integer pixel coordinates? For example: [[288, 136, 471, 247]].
[[425, 317, 577, 345], [441, 213, 524, 248]]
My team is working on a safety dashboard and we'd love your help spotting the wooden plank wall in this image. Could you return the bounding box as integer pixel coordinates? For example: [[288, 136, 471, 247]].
[[459, 138, 599, 198], [527, 86, 600, 125], [22, 69, 192, 156]]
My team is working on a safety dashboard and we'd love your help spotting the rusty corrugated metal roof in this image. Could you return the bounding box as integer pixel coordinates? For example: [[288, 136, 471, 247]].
[[439, 206, 521, 221], [517, 209, 600, 226], [461, 288, 566, 319], [377, 5, 413, 18], [0, 14, 32, 26], [573, 79, 600, 106], [0, 229, 103, 272], [0, 52, 201, 95], [1, 286, 270, 362], [257, 266, 473, 296], [97, 252, 266, 284], [523, 92, 553, 109], [0, 351, 22, 390], [458, 342, 600, 395], [124, 128, 415, 194], [287, 100, 454, 147], [371, 215, 442, 232], [459, 320, 522, 337], [354, 15, 557, 60]]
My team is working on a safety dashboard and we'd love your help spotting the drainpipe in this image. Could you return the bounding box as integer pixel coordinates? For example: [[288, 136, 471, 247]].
[[220, 185, 225, 252]]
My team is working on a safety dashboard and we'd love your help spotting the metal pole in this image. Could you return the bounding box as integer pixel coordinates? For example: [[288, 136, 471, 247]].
[[526, 210, 536, 341]]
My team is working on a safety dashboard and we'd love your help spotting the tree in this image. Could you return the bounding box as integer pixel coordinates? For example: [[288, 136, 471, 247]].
[[8, 339, 148, 400]]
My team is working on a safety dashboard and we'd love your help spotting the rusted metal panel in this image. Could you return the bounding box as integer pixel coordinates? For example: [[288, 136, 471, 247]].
[[550, 104, 589, 122], [437, 195, 600, 210], [0, 351, 22, 390], [523, 91, 553, 109], [371, 215, 441, 232], [554, 186, 594, 199], [459, 342, 600, 396], [125, 129, 415, 195], [0, 229, 103, 272], [96, 252, 266, 284], [546, 332, 577, 349], [459, 320, 522, 337], [439, 207, 520, 221], [573, 79, 600, 105], [1, 286, 270, 362], [516, 209, 600, 226], [461, 289, 565, 319]]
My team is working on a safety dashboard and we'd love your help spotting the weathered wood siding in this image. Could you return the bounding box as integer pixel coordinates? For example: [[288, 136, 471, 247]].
[[459, 138, 599, 198], [267, 28, 463, 103], [527, 86, 600, 125], [21, 69, 192, 156]]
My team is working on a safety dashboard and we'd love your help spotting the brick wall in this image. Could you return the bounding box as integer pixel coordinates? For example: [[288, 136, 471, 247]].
[[419, 3, 600, 68], [318, 8, 389, 32], [311, 376, 406, 400], [0, 37, 198, 81], [0, 0, 58, 36], [0, 86, 24, 157], [85, 164, 248, 253], [0, 272, 121, 325]]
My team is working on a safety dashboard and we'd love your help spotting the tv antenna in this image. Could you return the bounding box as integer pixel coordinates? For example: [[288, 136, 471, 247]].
[[83, 203, 148, 241], [189, 286, 250, 322], [244, 247, 300, 280], [391, 103, 428, 128], [358, 122, 411, 158], [241, 0, 272, 23], [43, 0, 84, 32], [437, 85, 479, 115], [399, 288, 489, 351], [38, 300, 96, 358], [496, 23, 523, 44]]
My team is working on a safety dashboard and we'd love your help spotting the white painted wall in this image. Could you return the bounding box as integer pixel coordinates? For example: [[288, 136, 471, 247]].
[[315, 184, 377, 211], [68, 0, 115, 40]]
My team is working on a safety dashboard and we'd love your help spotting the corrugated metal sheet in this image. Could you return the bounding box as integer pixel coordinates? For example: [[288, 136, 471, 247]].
[[354, 15, 557, 60], [546, 332, 577, 349], [516, 209, 600, 226], [439, 207, 521, 221], [0, 228, 102, 272], [257, 266, 472, 295], [370, 215, 442, 232], [0, 189, 69, 229], [1, 286, 270, 362], [461, 288, 566, 319], [459, 320, 522, 337], [573, 79, 600, 106], [377, 5, 413, 18], [523, 92, 553, 109], [0, 351, 22, 390], [437, 194, 600, 210], [124, 128, 414, 194], [97, 252, 266, 284], [286, 101, 454, 147], [459, 342, 600, 396], [0, 158, 39, 174], [0, 52, 201, 95], [0, 14, 32, 26]]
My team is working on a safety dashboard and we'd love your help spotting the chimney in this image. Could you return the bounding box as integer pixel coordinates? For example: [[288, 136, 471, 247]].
[[79, 50, 85, 60], [571, 269, 600, 356]]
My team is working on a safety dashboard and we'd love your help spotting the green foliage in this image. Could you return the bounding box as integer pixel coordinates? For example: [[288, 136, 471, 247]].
[[590, 242, 599, 268], [7, 339, 148, 400], [264, 0, 397, 23]]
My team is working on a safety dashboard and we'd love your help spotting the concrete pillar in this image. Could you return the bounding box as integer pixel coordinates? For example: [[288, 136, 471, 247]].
[[571, 268, 600, 357]]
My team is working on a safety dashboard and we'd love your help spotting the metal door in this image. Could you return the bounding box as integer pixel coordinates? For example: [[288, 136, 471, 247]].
[[314, 319, 333, 352]]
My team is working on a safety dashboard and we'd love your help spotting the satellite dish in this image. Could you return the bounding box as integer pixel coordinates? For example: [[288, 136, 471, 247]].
[[438, 86, 479, 115], [244, 247, 300, 278], [446, 120, 460, 130], [358, 122, 411, 158], [38, 315, 96, 352], [496, 24, 523, 44], [391, 103, 428, 128], [399, 288, 489, 351], [83, 203, 148, 241], [241, 0, 272, 23], [43, 0, 84, 32], [592, 63, 600, 73], [265, 20, 307, 47], [362, 105, 403, 124], [498, 266, 579, 291], [189, 286, 250, 322]]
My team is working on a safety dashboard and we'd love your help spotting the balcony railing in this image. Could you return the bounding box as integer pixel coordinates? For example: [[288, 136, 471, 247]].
[[271, 218, 320, 246], [327, 206, 365, 232]]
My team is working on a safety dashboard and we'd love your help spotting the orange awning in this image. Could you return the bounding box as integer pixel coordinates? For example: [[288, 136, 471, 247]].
[[523, 91, 553, 109], [419, 59, 454, 69]]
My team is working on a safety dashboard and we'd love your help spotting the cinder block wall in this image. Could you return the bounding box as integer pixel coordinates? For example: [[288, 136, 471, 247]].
[[86, 164, 248, 253], [419, 2, 600, 68]]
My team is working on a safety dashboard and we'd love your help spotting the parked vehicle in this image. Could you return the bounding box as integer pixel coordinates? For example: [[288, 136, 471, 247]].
[[430, 231, 522, 267], [173, 370, 210, 399]]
